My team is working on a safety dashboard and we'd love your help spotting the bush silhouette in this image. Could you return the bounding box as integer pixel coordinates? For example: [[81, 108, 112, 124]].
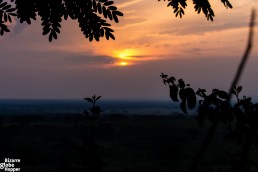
[[84, 94, 102, 127], [83, 94, 103, 172], [161, 10, 256, 172]]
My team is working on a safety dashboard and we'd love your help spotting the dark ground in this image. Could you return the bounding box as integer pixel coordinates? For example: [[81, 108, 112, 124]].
[[0, 114, 257, 172]]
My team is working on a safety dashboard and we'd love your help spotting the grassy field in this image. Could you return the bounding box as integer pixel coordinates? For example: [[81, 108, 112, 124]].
[[0, 114, 257, 172]]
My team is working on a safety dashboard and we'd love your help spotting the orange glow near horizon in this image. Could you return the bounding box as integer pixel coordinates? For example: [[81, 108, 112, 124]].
[[110, 48, 162, 67], [114, 49, 139, 60], [118, 61, 129, 66], [111, 48, 140, 67]]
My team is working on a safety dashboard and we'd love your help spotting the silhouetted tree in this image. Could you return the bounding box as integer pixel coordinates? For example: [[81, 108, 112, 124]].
[[158, 0, 232, 21], [1, 0, 234, 42], [0, 0, 123, 42]]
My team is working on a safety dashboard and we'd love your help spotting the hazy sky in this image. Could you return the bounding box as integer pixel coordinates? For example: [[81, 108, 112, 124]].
[[0, 0, 258, 100]]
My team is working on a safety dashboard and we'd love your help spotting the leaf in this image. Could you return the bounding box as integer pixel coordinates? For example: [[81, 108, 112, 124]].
[[100, 28, 104, 36], [53, 25, 60, 33], [231, 87, 236, 96], [108, 6, 117, 11], [96, 96, 101, 101], [92, 94, 96, 100], [94, 34, 99, 41], [179, 8, 184, 18], [7, 14, 11, 23], [178, 79, 185, 88], [48, 32, 53, 42], [102, 6, 107, 18], [0, 2, 7, 9], [237, 86, 242, 94], [160, 73, 168, 79], [105, 30, 115, 40], [104, 1, 114, 6], [179, 88, 186, 100], [169, 85, 179, 102], [2, 4, 11, 10], [89, 34, 93, 41], [180, 99, 187, 114], [217, 91, 229, 100], [185, 87, 196, 109], [226, 1, 232, 8], [167, 1, 172, 7], [52, 30, 57, 40], [92, 0, 97, 12], [221, 0, 233, 9], [176, 11, 179, 17], [6, 8, 16, 13], [179, 0, 187, 8], [113, 10, 123, 16], [25, 18, 31, 24], [165, 77, 175, 84], [97, 2, 102, 14], [3, 13, 7, 22], [112, 11, 118, 23], [108, 32, 115, 40], [212, 89, 219, 93], [106, 8, 113, 20], [42, 27, 50, 35], [63, 12, 68, 20], [84, 98, 94, 104]]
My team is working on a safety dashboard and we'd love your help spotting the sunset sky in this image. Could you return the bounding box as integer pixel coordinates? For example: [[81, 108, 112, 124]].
[[0, 0, 258, 100]]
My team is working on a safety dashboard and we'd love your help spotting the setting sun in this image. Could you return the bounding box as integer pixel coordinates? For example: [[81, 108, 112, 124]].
[[118, 61, 129, 66], [114, 49, 139, 60], [120, 61, 128, 66]]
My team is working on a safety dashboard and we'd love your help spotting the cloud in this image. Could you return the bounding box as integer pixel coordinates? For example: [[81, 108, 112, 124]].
[[115, 18, 149, 29], [65, 55, 117, 65], [116, 0, 143, 8], [160, 21, 248, 36], [184, 48, 202, 53]]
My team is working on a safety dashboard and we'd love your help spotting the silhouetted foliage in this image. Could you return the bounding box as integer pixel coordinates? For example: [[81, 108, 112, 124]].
[[0, 0, 123, 41], [161, 75, 258, 171], [161, 10, 256, 172], [83, 95, 103, 172], [161, 73, 197, 114], [84, 94, 102, 127], [158, 0, 232, 21]]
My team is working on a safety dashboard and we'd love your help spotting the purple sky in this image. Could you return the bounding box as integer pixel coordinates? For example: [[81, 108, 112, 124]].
[[0, 0, 258, 100]]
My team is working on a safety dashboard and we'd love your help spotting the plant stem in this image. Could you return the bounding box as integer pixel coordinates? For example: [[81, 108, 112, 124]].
[[188, 9, 256, 172]]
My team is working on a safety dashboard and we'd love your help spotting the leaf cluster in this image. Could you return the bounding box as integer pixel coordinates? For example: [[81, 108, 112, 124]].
[[0, 0, 17, 35], [227, 86, 258, 145], [161, 73, 196, 114], [1, 0, 123, 42], [158, 0, 232, 21], [161, 73, 258, 147], [84, 94, 102, 115]]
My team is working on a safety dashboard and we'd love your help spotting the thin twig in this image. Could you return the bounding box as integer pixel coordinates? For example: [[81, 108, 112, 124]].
[[188, 9, 256, 172], [228, 9, 256, 100]]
